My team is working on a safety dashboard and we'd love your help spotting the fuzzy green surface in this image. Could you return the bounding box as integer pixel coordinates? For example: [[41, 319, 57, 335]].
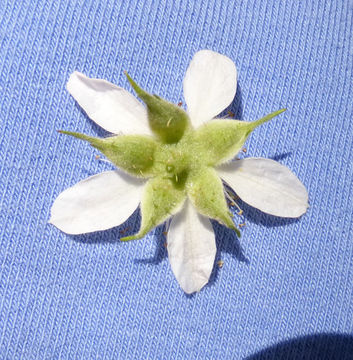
[[60, 78, 285, 240], [121, 176, 186, 241]]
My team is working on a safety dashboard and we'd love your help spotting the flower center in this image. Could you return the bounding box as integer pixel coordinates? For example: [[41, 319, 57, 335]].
[[154, 143, 192, 188]]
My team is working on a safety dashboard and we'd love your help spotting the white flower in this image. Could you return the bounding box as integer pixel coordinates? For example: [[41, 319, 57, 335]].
[[50, 50, 308, 294]]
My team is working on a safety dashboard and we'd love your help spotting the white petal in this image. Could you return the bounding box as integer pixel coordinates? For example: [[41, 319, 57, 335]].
[[183, 50, 237, 127], [67, 72, 151, 135], [218, 158, 309, 218], [167, 201, 216, 294], [50, 171, 144, 234]]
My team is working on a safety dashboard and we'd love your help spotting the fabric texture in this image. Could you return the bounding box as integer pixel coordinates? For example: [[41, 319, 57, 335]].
[[0, 0, 352, 359]]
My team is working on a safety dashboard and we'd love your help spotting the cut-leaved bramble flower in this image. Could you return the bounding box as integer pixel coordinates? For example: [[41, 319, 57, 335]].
[[50, 50, 308, 294]]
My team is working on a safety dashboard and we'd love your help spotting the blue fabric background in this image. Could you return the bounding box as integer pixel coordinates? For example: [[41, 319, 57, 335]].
[[0, 0, 352, 359]]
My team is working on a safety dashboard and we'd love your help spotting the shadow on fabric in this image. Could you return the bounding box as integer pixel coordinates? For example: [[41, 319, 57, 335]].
[[246, 333, 353, 360]]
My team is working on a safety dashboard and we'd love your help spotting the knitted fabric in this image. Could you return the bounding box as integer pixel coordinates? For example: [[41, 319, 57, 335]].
[[0, 0, 352, 358]]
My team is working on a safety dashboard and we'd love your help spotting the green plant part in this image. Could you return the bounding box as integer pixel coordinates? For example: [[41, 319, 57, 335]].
[[50, 50, 308, 294], [125, 73, 190, 144]]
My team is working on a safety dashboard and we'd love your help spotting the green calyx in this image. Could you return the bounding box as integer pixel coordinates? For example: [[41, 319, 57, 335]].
[[125, 73, 190, 144], [187, 108, 287, 166], [121, 176, 186, 241], [60, 84, 285, 241], [187, 167, 241, 237], [58, 131, 158, 177]]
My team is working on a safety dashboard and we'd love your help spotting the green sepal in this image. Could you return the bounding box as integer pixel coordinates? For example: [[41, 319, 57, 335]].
[[186, 167, 240, 237], [188, 108, 286, 166], [121, 176, 186, 241], [125, 73, 190, 144], [59, 131, 159, 178]]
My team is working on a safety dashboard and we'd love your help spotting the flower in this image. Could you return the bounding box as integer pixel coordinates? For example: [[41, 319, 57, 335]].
[[50, 50, 308, 294]]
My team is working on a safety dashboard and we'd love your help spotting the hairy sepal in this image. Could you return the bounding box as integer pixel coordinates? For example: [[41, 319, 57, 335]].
[[59, 131, 158, 178], [190, 109, 286, 166], [186, 167, 240, 237], [125, 73, 190, 144], [121, 176, 186, 241]]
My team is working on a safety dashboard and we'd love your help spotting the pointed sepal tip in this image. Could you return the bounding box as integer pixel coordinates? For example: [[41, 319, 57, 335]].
[[251, 108, 287, 129]]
